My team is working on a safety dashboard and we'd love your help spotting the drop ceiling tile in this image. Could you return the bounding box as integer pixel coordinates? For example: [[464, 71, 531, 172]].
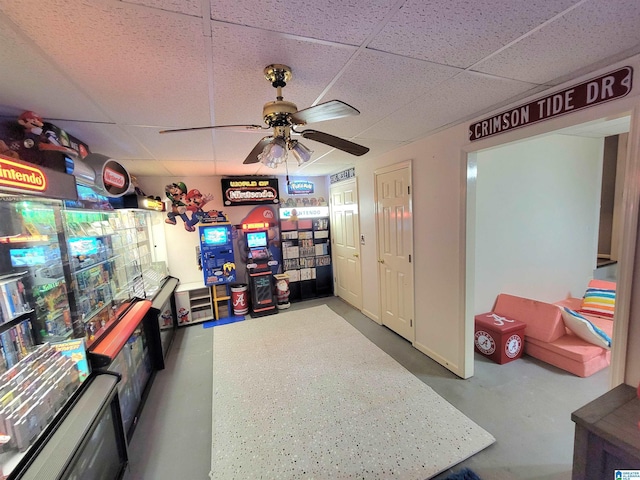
[[351, 137, 407, 159], [208, 130, 272, 165], [314, 49, 462, 138], [369, 0, 579, 68], [125, 126, 215, 161], [360, 71, 539, 142], [209, 22, 357, 128], [297, 161, 353, 177], [123, 0, 202, 17], [474, 0, 640, 84], [52, 122, 151, 158], [160, 160, 220, 177], [215, 162, 263, 176], [118, 159, 173, 177], [210, 0, 397, 45], [1, 0, 211, 127], [0, 20, 111, 122]]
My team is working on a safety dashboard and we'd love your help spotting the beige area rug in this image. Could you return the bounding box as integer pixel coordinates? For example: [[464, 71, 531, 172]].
[[209, 305, 495, 479]]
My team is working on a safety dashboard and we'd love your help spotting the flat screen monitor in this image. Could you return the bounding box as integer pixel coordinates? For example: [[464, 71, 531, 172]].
[[9, 246, 47, 267], [201, 226, 230, 247], [246, 231, 268, 249], [68, 237, 99, 257]]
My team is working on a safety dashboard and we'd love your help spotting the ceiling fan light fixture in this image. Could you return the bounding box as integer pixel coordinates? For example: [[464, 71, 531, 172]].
[[259, 137, 288, 168], [290, 140, 313, 166]]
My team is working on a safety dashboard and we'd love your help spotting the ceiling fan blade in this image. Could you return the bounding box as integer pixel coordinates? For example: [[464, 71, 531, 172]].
[[300, 129, 369, 156], [159, 124, 267, 134], [291, 100, 360, 125], [243, 136, 273, 164]]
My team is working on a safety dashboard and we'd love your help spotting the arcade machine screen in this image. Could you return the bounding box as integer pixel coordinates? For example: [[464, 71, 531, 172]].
[[246, 231, 267, 249], [202, 226, 230, 246]]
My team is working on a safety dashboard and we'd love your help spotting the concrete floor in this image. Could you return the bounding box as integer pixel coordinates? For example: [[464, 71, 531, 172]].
[[123, 296, 609, 480]]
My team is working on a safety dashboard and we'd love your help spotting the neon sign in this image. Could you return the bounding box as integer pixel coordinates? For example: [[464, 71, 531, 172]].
[[0, 157, 47, 192]]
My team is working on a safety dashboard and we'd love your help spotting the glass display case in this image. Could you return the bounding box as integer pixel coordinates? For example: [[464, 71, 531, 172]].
[[7, 372, 128, 480], [62, 209, 138, 347], [86, 298, 153, 441], [0, 191, 168, 479]]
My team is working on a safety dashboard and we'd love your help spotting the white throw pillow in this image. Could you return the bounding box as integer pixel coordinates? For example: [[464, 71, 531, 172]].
[[560, 307, 611, 349]]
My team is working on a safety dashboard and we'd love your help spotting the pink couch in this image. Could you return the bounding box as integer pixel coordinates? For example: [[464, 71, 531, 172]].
[[492, 290, 614, 377]]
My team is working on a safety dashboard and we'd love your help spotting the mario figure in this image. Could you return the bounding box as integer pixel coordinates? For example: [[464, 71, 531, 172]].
[[165, 182, 194, 231], [17, 111, 44, 137], [177, 307, 190, 324], [185, 189, 213, 228]]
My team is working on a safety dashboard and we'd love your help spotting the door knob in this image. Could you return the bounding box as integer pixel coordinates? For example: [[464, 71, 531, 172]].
[[353, 253, 359, 258], [378, 259, 384, 264]]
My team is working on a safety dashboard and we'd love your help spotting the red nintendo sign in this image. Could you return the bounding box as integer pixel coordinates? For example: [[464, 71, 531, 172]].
[[104, 166, 125, 188], [0, 156, 47, 192]]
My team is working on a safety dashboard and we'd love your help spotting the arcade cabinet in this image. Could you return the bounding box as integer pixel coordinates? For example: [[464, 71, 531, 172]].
[[198, 224, 236, 287], [244, 227, 278, 317]]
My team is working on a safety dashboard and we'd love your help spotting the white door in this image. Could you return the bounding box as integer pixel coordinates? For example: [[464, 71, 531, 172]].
[[376, 162, 414, 342], [330, 179, 362, 310]]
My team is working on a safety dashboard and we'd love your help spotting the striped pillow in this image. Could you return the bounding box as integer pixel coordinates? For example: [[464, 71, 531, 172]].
[[561, 307, 611, 349], [580, 288, 615, 319]]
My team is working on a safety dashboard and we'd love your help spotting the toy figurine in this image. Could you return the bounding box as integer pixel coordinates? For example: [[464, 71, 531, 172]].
[[177, 307, 190, 324], [165, 182, 193, 231]]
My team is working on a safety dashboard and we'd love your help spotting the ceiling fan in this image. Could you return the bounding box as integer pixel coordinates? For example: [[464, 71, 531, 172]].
[[159, 64, 369, 167]]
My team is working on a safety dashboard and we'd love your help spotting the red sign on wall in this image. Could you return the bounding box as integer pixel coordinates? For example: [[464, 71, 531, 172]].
[[469, 66, 633, 141]]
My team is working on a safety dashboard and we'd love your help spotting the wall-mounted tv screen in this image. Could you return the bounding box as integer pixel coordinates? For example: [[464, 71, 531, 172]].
[[202, 226, 230, 247], [246, 231, 268, 249], [68, 237, 99, 257], [9, 246, 47, 267]]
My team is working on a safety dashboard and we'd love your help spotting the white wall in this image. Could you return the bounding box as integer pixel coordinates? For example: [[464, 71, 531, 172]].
[[354, 54, 640, 380], [356, 123, 468, 372], [136, 174, 328, 285], [474, 134, 604, 313]]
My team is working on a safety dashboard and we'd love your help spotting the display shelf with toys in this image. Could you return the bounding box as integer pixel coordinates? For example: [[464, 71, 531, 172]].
[[174, 282, 214, 326], [0, 341, 86, 478], [62, 209, 147, 348], [279, 206, 333, 302]]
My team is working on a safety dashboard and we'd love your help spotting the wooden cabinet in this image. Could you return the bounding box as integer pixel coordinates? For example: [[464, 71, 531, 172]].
[[571, 383, 640, 479]]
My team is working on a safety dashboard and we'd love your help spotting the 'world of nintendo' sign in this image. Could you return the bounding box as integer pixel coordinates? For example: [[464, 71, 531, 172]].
[[469, 66, 633, 141]]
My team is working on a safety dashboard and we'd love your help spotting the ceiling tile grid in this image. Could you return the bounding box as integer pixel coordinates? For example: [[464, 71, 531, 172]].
[[1, 0, 212, 127], [313, 49, 463, 139], [124, 125, 215, 161], [52, 122, 153, 159], [368, 0, 582, 68], [473, 0, 640, 84], [119, 159, 173, 177], [1, 0, 638, 178], [209, 22, 357, 126], [359, 71, 540, 142], [160, 159, 221, 177], [123, 0, 202, 17], [0, 18, 113, 122], [210, 0, 399, 46]]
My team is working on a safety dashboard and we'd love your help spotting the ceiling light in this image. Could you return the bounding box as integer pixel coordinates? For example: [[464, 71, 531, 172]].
[[258, 137, 287, 168], [289, 140, 313, 166]]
